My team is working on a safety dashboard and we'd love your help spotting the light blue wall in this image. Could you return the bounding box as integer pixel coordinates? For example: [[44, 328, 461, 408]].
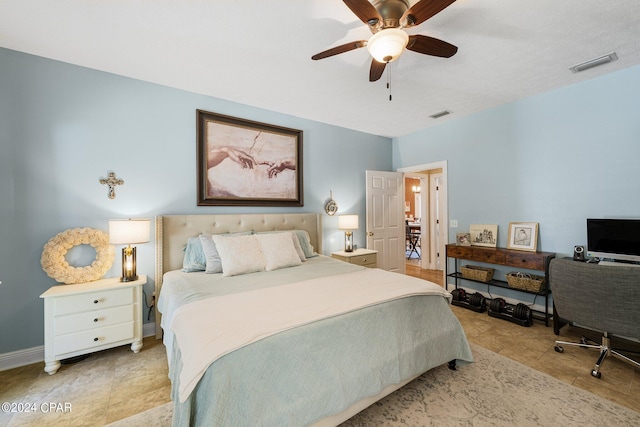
[[393, 64, 640, 300], [0, 48, 392, 354]]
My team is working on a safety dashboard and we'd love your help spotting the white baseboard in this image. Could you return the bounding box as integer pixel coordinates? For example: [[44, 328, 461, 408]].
[[0, 322, 158, 372], [0, 346, 44, 372]]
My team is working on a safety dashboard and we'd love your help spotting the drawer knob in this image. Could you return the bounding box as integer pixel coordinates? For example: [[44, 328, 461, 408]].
[[93, 337, 99, 342], [93, 300, 99, 304], [93, 318, 99, 323], [363, 258, 367, 262]]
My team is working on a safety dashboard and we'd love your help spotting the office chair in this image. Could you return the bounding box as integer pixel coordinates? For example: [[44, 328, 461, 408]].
[[550, 258, 640, 378]]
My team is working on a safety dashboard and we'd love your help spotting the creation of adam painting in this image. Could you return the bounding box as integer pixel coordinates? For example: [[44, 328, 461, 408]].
[[197, 110, 303, 206]]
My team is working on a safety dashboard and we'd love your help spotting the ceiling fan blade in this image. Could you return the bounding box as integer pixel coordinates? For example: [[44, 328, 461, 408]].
[[311, 40, 367, 60], [407, 35, 458, 58], [369, 59, 386, 82], [401, 0, 457, 27], [343, 0, 382, 25]]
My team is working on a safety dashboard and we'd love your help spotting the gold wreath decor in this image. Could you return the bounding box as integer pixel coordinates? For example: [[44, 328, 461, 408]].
[[41, 227, 115, 284]]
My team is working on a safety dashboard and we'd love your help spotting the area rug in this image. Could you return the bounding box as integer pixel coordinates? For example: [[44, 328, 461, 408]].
[[107, 343, 640, 426]]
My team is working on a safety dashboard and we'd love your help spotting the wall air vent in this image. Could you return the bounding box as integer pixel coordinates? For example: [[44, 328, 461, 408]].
[[569, 52, 618, 73], [429, 110, 451, 119]]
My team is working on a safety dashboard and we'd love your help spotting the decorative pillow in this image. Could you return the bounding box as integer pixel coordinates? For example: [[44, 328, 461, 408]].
[[293, 230, 317, 258], [212, 234, 265, 277], [182, 236, 206, 272], [255, 233, 303, 271], [255, 231, 306, 262], [199, 234, 222, 274], [288, 232, 307, 262]]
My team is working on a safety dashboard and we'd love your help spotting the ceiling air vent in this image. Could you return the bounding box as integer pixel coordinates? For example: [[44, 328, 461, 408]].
[[430, 110, 451, 119], [569, 52, 618, 73]]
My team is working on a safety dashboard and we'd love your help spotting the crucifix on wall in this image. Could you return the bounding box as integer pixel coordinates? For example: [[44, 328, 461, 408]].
[[99, 172, 124, 199]]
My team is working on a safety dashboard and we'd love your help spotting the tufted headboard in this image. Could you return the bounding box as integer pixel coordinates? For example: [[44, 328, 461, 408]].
[[154, 213, 323, 338]]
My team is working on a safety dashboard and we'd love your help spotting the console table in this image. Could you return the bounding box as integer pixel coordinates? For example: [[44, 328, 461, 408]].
[[445, 244, 556, 325]]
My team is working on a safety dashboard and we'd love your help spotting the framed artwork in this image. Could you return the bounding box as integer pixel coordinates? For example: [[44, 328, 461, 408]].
[[507, 222, 539, 251], [469, 224, 498, 247], [456, 233, 471, 246], [196, 110, 303, 206]]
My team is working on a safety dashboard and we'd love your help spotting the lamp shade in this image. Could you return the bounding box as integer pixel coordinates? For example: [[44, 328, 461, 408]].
[[108, 219, 151, 244], [367, 28, 408, 63], [338, 215, 359, 231]]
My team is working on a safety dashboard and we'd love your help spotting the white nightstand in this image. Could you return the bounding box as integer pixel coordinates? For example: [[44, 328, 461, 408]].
[[40, 275, 146, 375], [331, 248, 378, 268]]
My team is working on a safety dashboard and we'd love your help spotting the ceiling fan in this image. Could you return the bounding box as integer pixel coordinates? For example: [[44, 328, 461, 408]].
[[311, 0, 458, 82]]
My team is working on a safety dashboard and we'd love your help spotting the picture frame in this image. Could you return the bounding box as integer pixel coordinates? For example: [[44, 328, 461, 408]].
[[196, 110, 303, 206], [456, 232, 471, 246], [507, 222, 539, 252], [469, 224, 498, 247]]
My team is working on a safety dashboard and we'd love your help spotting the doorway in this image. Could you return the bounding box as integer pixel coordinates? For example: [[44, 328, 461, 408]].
[[400, 161, 448, 284]]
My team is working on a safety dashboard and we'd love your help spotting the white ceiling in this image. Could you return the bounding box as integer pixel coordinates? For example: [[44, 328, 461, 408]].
[[2, 0, 640, 138]]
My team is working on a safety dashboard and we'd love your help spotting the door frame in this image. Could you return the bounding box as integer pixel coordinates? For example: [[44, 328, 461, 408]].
[[398, 161, 448, 280]]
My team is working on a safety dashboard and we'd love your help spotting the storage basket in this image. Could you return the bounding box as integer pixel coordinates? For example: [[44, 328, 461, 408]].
[[460, 265, 495, 282], [506, 272, 546, 293]]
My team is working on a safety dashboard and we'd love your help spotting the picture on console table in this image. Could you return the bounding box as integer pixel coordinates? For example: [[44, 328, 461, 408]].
[[456, 232, 471, 246], [507, 222, 538, 252], [469, 224, 498, 247]]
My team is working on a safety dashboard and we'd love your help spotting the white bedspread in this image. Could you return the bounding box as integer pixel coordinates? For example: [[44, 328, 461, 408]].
[[170, 267, 451, 402]]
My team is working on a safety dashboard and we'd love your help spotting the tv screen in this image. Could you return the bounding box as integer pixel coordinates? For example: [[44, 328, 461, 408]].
[[586, 218, 640, 263]]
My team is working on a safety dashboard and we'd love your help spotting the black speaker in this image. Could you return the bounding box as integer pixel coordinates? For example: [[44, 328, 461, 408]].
[[573, 245, 585, 261]]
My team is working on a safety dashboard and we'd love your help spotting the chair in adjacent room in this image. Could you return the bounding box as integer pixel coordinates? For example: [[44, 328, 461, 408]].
[[549, 258, 640, 378], [405, 221, 420, 259]]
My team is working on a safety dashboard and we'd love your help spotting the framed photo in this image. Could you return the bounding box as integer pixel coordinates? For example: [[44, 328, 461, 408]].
[[456, 232, 471, 246], [196, 110, 303, 206], [507, 222, 539, 251], [469, 224, 498, 247]]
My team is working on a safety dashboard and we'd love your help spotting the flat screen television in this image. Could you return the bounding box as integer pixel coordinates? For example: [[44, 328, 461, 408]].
[[586, 218, 640, 263]]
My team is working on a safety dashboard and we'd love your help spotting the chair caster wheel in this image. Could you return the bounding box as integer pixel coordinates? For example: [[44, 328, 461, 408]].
[[554, 345, 564, 353], [591, 370, 602, 379]]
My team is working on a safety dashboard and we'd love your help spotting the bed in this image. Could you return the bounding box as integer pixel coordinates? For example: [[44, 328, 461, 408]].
[[155, 213, 473, 426]]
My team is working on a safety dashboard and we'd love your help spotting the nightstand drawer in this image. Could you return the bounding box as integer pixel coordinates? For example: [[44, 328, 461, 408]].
[[55, 287, 133, 315], [348, 253, 377, 267], [55, 305, 134, 335], [55, 322, 135, 355]]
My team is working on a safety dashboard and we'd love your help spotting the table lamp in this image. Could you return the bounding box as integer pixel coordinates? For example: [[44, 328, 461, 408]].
[[108, 218, 150, 282], [338, 214, 359, 253]]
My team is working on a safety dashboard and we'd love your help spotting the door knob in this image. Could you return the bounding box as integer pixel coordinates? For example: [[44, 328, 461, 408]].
[[368, 232, 374, 236]]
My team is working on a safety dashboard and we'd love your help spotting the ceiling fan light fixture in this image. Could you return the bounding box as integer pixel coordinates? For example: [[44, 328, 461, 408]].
[[367, 28, 409, 63]]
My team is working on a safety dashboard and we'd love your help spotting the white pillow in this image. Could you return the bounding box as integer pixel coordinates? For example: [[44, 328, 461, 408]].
[[255, 231, 306, 262], [211, 234, 265, 277], [255, 233, 303, 271], [294, 230, 317, 258], [288, 231, 307, 262]]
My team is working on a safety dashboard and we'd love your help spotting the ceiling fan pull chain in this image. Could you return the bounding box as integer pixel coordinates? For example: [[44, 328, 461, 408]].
[[387, 62, 392, 101]]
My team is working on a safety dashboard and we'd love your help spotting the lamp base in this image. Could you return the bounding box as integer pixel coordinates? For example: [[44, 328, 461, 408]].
[[344, 231, 354, 252], [120, 246, 138, 283]]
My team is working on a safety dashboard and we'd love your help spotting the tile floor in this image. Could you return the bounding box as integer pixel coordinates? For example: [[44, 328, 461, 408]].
[[1, 267, 638, 426], [0, 336, 171, 426]]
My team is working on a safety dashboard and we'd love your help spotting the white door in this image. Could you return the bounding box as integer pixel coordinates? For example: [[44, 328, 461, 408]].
[[366, 170, 404, 273]]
